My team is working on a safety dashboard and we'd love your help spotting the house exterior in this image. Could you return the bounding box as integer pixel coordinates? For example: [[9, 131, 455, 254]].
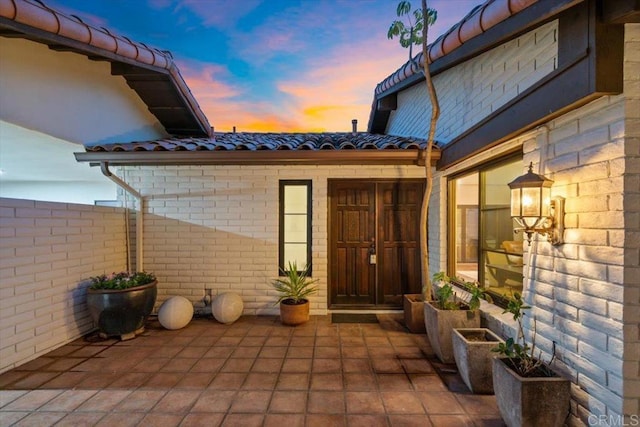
[[367, 0, 639, 424], [1, 0, 638, 424]]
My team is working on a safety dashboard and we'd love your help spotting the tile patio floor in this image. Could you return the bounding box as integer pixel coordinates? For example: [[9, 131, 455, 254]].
[[0, 314, 505, 427]]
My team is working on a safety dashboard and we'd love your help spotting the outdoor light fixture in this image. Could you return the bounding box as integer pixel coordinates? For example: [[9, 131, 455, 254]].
[[508, 162, 564, 245]]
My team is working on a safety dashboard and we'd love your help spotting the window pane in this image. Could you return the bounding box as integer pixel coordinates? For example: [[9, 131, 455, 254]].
[[452, 173, 479, 283], [284, 243, 307, 269], [284, 186, 308, 214], [284, 214, 307, 243]]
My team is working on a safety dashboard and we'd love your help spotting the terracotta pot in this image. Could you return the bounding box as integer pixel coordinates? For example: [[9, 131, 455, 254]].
[[492, 357, 570, 427], [452, 328, 503, 394], [86, 281, 157, 339], [423, 301, 480, 363], [279, 299, 310, 325]]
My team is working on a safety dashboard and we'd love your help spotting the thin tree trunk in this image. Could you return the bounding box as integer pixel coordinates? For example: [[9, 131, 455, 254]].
[[420, 0, 440, 301]]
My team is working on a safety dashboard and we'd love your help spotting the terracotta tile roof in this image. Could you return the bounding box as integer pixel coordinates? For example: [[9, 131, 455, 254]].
[[0, 0, 211, 137], [86, 133, 433, 152], [375, 0, 539, 96]]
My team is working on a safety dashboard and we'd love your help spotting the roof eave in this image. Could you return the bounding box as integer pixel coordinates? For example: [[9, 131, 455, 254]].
[[74, 149, 441, 167]]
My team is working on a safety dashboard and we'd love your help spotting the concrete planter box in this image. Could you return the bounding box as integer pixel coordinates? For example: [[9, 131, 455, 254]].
[[423, 302, 480, 363], [403, 294, 426, 333], [492, 357, 570, 427], [452, 328, 503, 394]]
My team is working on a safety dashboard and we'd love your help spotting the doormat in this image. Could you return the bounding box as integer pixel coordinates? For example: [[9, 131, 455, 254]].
[[331, 313, 379, 324]]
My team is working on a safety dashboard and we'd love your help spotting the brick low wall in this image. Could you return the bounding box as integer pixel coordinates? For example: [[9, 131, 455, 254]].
[[0, 198, 127, 373]]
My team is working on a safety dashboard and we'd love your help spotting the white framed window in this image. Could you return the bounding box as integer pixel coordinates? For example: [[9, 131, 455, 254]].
[[279, 180, 312, 274]]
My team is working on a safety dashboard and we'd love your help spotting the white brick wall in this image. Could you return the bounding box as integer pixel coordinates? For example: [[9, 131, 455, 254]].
[[121, 165, 425, 315], [0, 198, 127, 373], [423, 23, 639, 426], [386, 20, 558, 142]]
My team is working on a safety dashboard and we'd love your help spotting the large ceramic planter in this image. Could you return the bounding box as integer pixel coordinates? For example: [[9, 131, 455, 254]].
[[87, 281, 157, 340], [279, 299, 310, 325], [492, 357, 570, 427], [452, 328, 503, 394], [423, 302, 480, 363], [403, 294, 425, 333]]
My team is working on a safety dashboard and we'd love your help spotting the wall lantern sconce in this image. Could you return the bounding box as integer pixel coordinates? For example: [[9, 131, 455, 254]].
[[508, 162, 564, 245]]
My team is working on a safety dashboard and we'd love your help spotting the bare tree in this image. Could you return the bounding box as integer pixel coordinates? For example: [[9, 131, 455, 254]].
[[388, 0, 440, 301]]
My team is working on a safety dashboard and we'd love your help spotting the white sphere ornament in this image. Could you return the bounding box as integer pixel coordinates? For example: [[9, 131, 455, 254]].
[[158, 296, 194, 330], [212, 292, 243, 324]]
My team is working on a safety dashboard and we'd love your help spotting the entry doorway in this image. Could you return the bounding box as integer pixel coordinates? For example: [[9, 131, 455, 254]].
[[328, 179, 424, 309]]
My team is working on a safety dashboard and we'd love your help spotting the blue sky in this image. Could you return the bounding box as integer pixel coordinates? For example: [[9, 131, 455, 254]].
[[46, 0, 481, 132]]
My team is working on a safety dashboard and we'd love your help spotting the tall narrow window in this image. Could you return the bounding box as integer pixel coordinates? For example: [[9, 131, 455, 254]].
[[279, 180, 312, 273], [449, 156, 523, 305]]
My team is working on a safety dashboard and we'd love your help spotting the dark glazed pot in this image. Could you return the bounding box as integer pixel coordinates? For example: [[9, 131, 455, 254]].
[[87, 281, 157, 339]]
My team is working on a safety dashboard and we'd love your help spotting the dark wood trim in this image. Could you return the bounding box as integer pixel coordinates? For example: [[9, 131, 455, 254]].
[[75, 149, 440, 166], [437, 0, 624, 169], [603, 0, 640, 23], [279, 180, 313, 276]]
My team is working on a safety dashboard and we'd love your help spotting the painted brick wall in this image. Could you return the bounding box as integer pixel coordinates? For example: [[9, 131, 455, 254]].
[[121, 165, 425, 315], [386, 20, 558, 142], [0, 198, 127, 373]]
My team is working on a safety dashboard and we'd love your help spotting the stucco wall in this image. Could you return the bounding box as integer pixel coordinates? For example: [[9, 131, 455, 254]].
[[386, 20, 558, 143], [120, 165, 425, 315], [0, 198, 128, 374]]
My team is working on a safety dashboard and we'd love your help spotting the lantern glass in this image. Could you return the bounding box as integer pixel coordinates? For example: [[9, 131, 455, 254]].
[[521, 187, 541, 217], [510, 188, 521, 217]]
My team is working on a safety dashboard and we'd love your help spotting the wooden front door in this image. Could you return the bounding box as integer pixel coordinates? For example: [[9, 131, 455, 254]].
[[329, 180, 423, 308]]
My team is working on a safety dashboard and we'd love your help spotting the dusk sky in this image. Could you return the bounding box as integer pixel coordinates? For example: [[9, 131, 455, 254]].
[[46, 0, 481, 133]]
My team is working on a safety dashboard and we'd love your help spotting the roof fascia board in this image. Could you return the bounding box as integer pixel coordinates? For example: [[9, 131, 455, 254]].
[[74, 150, 441, 167], [603, 0, 640, 23], [437, 0, 624, 169]]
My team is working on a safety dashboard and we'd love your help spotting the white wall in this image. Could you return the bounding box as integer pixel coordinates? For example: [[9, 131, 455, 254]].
[[120, 165, 425, 315], [386, 20, 558, 143], [0, 198, 128, 374]]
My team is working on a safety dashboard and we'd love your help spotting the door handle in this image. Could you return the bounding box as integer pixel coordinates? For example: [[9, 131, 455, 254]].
[[369, 239, 377, 264]]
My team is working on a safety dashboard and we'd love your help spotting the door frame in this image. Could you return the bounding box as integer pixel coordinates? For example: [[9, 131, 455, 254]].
[[327, 178, 425, 310]]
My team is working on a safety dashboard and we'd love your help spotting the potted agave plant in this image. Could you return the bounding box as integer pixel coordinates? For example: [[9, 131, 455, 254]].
[[271, 261, 318, 326], [424, 272, 489, 363], [86, 271, 157, 340], [492, 292, 570, 427]]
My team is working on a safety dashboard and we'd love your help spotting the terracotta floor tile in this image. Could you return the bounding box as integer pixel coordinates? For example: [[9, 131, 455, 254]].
[[268, 390, 307, 413], [419, 392, 465, 414], [176, 346, 209, 358], [95, 412, 145, 427], [289, 336, 315, 347], [365, 336, 391, 346], [221, 358, 255, 372], [133, 357, 169, 372], [151, 389, 201, 413], [345, 391, 385, 414], [44, 358, 86, 372], [229, 390, 271, 412], [108, 372, 151, 388], [453, 393, 500, 415], [305, 413, 346, 427], [371, 358, 404, 374], [53, 411, 106, 426], [191, 390, 236, 412], [204, 346, 234, 358], [208, 372, 247, 390], [221, 413, 264, 427], [315, 346, 341, 358], [137, 412, 184, 427], [276, 373, 309, 390], [428, 414, 475, 427], [74, 372, 119, 389], [251, 358, 283, 373], [346, 414, 389, 427], [10, 411, 66, 426], [471, 415, 507, 426], [14, 357, 55, 371], [316, 336, 340, 346], [39, 371, 87, 389], [160, 357, 197, 372], [242, 372, 278, 390], [180, 412, 225, 426], [114, 389, 167, 412], [281, 358, 312, 373], [0, 370, 29, 388], [175, 372, 215, 389], [232, 346, 261, 358], [246, 326, 275, 337], [10, 372, 59, 389], [344, 373, 377, 391], [3, 389, 63, 411], [342, 358, 371, 373], [76, 389, 132, 411], [401, 358, 435, 374], [312, 358, 342, 373], [0, 411, 29, 426], [216, 336, 243, 346], [239, 336, 267, 346], [340, 336, 365, 346], [190, 357, 226, 373], [69, 346, 109, 358], [376, 373, 413, 391], [259, 346, 288, 358], [44, 345, 79, 357], [307, 391, 346, 414], [388, 414, 434, 426], [310, 373, 343, 390], [39, 389, 97, 411], [264, 336, 291, 347], [0, 390, 27, 408], [263, 413, 305, 427], [380, 391, 425, 414], [143, 372, 183, 388], [149, 346, 183, 358], [408, 374, 448, 391], [286, 346, 314, 358]]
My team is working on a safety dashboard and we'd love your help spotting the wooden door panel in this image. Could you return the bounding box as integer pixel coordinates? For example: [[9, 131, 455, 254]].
[[330, 183, 376, 306]]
